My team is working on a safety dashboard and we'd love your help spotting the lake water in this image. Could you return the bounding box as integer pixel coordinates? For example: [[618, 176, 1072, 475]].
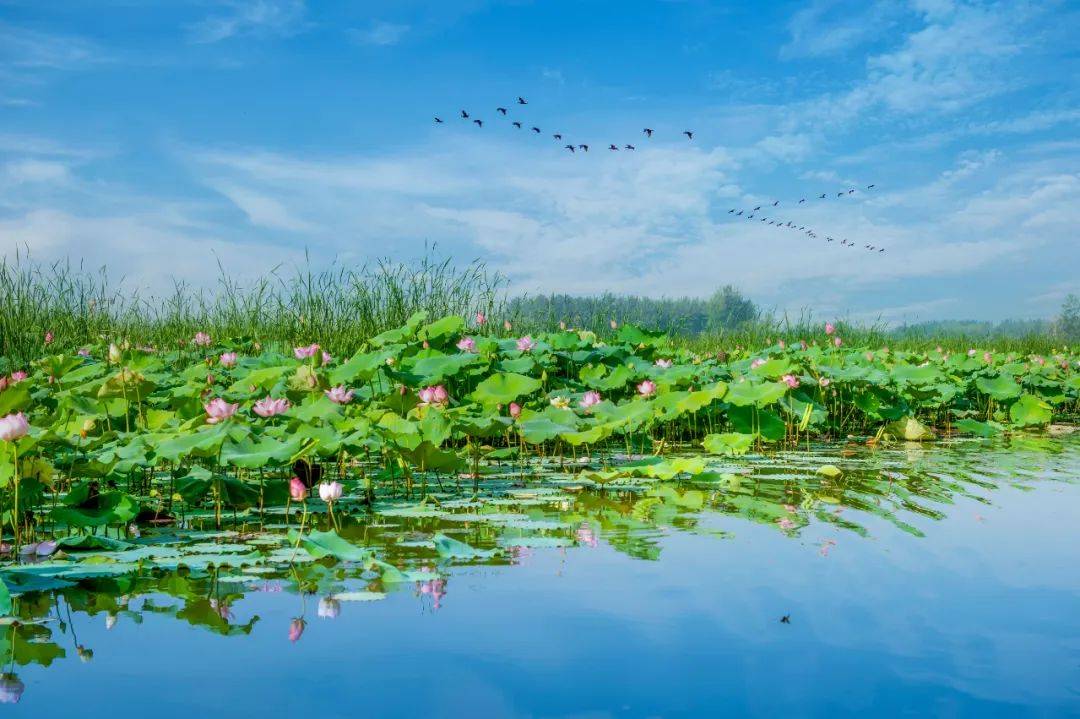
[[4, 434, 1079, 717]]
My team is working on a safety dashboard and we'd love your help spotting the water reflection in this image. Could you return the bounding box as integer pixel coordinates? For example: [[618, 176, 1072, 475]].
[[0, 433, 1077, 698]]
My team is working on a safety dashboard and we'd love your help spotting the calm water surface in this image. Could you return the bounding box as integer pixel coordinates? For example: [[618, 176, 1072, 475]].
[[4, 435, 1079, 718]]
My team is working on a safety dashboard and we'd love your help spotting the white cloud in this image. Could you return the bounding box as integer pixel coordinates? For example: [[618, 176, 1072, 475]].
[[2, 159, 71, 185], [349, 21, 410, 47], [187, 0, 308, 44], [781, 0, 901, 59]]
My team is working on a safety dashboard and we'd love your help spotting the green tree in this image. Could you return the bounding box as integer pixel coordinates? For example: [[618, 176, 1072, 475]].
[[706, 285, 757, 331], [1058, 294, 1080, 340]]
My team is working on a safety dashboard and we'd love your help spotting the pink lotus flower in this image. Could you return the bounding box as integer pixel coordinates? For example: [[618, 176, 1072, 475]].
[[253, 396, 290, 418], [654, 358, 673, 369], [9, 371, 26, 383], [750, 358, 766, 369], [219, 352, 238, 368], [456, 337, 477, 353], [325, 385, 355, 404], [818, 376, 831, 387], [44, 331, 54, 345], [575, 523, 598, 547], [516, 336, 535, 352], [508, 402, 522, 419], [637, 380, 657, 397], [983, 351, 992, 363], [825, 322, 835, 335], [193, 332, 212, 347], [288, 617, 306, 643], [321, 351, 333, 365], [288, 477, 308, 501], [0, 413, 30, 441], [318, 481, 343, 502], [833, 337, 842, 347], [579, 390, 602, 409], [967, 348, 977, 357], [781, 374, 800, 388], [418, 385, 449, 406], [778, 518, 795, 530], [204, 398, 238, 424], [475, 311, 486, 326], [77, 348, 91, 357], [294, 343, 320, 360]]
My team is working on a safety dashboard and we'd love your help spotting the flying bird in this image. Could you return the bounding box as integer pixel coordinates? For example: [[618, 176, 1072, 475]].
[[517, 96, 528, 105], [565, 144, 575, 153], [578, 144, 589, 152], [512, 121, 522, 128], [837, 192, 845, 197], [434, 117, 443, 123], [753, 206, 761, 211], [461, 110, 469, 119], [609, 144, 619, 151], [772, 200, 779, 206], [473, 119, 483, 127], [867, 184, 876, 189], [848, 189, 855, 194], [553, 133, 562, 140], [643, 128, 653, 137], [819, 193, 826, 199], [683, 130, 694, 139], [531, 126, 541, 133], [781, 615, 791, 624], [799, 198, 806, 203], [625, 144, 635, 150], [879, 248, 885, 253], [728, 209, 735, 213], [736, 210, 743, 216], [497, 107, 508, 115]]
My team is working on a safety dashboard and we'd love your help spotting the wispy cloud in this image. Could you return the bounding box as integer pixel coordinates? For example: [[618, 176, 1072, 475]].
[[187, 0, 309, 44], [0, 23, 107, 76], [349, 21, 410, 47], [781, 0, 901, 60]]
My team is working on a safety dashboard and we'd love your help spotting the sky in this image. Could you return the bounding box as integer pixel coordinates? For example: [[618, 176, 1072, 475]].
[[1, 0, 1078, 324]]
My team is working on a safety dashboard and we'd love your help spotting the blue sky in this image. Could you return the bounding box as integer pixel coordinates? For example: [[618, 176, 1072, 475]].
[[1, 0, 1078, 323]]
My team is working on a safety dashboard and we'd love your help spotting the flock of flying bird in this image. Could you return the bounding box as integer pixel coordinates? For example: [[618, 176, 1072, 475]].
[[435, 96, 887, 255]]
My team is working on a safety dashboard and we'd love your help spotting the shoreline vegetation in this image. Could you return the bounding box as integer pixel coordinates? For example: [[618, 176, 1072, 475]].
[[1, 252, 1077, 368]]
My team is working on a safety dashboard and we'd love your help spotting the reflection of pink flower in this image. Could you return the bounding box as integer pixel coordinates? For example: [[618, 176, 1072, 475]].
[[778, 518, 795, 530], [579, 390, 602, 409], [204, 398, 238, 424], [783, 504, 796, 513], [637, 380, 657, 397], [0, 673, 25, 704], [318, 481, 343, 502], [289, 618, 306, 642], [253, 396, 290, 418], [318, 597, 341, 619], [781, 374, 799, 388], [325, 385, 355, 404], [575, 523, 597, 547], [456, 336, 476, 353], [417, 577, 447, 610]]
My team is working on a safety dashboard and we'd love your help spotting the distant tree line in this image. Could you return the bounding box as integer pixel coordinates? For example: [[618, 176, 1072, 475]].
[[507, 286, 759, 335]]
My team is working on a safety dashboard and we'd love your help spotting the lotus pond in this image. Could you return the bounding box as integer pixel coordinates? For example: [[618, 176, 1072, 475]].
[[0, 315, 1078, 715]]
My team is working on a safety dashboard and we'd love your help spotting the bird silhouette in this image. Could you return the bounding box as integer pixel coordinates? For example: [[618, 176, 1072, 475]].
[[799, 198, 806, 203], [497, 107, 508, 115], [531, 126, 541, 133], [625, 144, 635, 150], [461, 110, 469, 119], [517, 96, 528, 105], [867, 184, 876, 189], [827, 237, 834, 242], [837, 192, 844, 197], [434, 117, 443, 123], [553, 133, 562, 140], [879, 248, 885, 252], [848, 189, 855, 194], [683, 130, 694, 139], [578, 144, 589, 152], [748, 214, 754, 219], [772, 200, 779, 206], [608, 144, 619, 151], [819, 194, 826, 199], [512, 121, 522, 129], [565, 144, 575, 153], [643, 128, 653, 137], [473, 119, 483, 127], [781, 615, 790, 624], [736, 210, 743, 216], [728, 209, 735, 213], [753, 206, 761, 211]]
